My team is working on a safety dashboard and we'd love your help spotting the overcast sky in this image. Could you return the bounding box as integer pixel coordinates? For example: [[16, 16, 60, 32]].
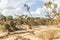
[[0, 0, 60, 17]]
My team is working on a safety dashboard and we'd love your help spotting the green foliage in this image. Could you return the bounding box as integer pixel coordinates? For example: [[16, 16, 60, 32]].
[[7, 16, 13, 21], [4, 24, 14, 32]]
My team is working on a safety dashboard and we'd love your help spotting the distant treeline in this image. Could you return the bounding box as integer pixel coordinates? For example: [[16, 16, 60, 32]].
[[0, 14, 60, 32], [0, 14, 60, 26]]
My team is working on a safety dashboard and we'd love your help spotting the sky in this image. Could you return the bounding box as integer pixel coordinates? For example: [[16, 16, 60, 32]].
[[0, 0, 60, 17]]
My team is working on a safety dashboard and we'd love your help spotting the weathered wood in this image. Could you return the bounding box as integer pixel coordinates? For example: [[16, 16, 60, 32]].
[[0, 29, 34, 38]]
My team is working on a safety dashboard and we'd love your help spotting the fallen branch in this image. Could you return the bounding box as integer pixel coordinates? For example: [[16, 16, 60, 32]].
[[0, 29, 34, 38]]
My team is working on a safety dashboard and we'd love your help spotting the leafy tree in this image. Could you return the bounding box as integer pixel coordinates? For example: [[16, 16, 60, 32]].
[[44, 0, 58, 19]]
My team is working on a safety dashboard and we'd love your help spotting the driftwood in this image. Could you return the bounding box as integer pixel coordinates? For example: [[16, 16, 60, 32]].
[[9, 29, 35, 34], [0, 29, 34, 38]]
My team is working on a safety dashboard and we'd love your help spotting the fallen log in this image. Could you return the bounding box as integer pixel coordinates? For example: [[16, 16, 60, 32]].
[[0, 29, 34, 38]]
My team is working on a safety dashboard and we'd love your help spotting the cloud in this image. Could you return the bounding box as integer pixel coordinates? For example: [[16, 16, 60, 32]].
[[0, 0, 8, 9], [0, 0, 35, 16], [40, 0, 50, 2], [36, 8, 43, 14], [8, 0, 35, 8], [1, 9, 14, 16], [22, 7, 45, 17], [2, 7, 22, 16], [34, 7, 45, 17], [15, 7, 22, 11], [1, 0, 60, 18]]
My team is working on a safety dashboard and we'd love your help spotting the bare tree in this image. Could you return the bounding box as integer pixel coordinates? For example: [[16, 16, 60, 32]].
[[24, 3, 33, 17], [24, 3, 33, 29]]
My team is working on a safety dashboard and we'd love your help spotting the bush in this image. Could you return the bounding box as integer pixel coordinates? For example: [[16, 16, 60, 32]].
[[4, 24, 14, 32]]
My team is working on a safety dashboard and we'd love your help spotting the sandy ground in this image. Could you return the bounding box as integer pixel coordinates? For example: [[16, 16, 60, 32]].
[[0, 25, 60, 40]]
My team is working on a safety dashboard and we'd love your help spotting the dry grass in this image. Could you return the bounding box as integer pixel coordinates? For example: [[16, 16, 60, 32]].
[[34, 29, 60, 40], [0, 26, 60, 40]]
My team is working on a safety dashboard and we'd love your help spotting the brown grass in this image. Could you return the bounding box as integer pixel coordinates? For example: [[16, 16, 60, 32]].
[[35, 30, 60, 40]]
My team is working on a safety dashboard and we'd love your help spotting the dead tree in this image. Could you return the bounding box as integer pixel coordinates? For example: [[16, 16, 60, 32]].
[[24, 3, 33, 17], [24, 3, 33, 29]]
